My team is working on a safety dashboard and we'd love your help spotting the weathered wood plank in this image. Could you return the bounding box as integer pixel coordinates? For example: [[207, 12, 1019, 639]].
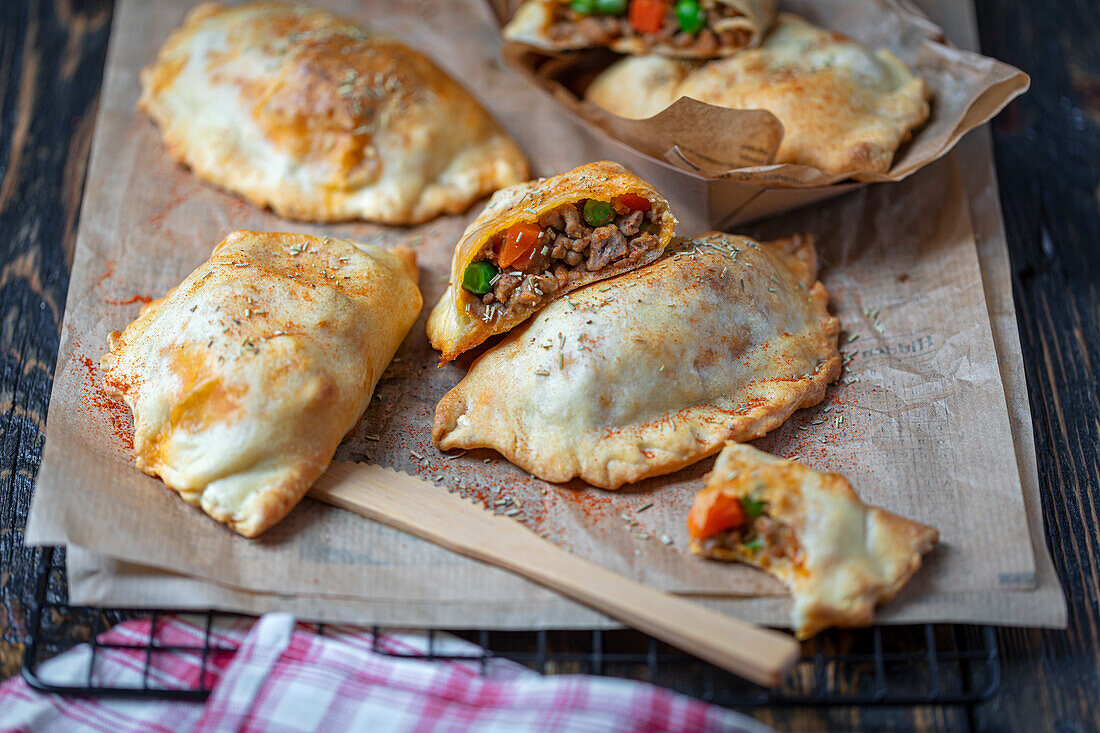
[[974, 0, 1100, 729], [0, 0, 112, 680]]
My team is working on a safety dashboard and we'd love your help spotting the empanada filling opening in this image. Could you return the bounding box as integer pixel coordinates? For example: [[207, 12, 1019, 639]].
[[461, 196, 661, 323], [689, 490, 804, 568], [546, 0, 752, 55]]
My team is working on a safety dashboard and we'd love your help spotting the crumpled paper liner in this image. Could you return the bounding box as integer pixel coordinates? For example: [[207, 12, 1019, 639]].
[[489, 0, 1029, 224]]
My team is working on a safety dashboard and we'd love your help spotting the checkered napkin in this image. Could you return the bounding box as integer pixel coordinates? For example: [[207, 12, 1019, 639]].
[[1, 613, 773, 732]]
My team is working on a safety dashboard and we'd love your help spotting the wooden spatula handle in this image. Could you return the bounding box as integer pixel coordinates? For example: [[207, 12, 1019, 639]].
[[310, 463, 800, 688]]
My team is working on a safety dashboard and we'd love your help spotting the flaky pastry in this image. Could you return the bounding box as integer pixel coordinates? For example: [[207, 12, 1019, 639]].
[[101, 230, 421, 537], [689, 443, 938, 638], [140, 2, 529, 224], [426, 161, 676, 363], [433, 232, 840, 488], [588, 13, 931, 174]]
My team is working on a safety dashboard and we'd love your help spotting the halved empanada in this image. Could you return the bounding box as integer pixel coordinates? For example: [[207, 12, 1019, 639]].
[[426, 161, 677, 363], [433, 232, 840, 488], [688, 443, 938, 638], [588, 13, 931, 174], [504, 0, 776, 58], [140, 2, 529, 224], [100, 230, 422, 537]]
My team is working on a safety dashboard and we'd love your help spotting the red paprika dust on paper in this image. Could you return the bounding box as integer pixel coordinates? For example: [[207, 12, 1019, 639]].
[[105, 294, 153, 306], [74, 353, 135, 457]]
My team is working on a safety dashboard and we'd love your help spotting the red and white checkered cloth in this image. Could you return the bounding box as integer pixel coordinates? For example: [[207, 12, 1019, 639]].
[[0, 613, 773, 732]]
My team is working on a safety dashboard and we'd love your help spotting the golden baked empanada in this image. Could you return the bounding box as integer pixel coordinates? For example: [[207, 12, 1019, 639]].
[[688, 443, 938, 638], [504, 0, 776, 58], [588, 13, 931, 174], [433, 232, 840, 488], [100, 230, 422, 537], [140, 2, 529, 224], [426, 161, 676, 363]]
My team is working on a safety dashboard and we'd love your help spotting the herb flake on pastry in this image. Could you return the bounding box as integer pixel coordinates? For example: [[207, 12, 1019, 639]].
[[504, 0, 776, 58], [100, 230, 422, 537], [433, 232, 840, 488], [588, 13, 931, 174], [426, 161, 677, 363], [140, 2, 529, 224], [688, 443, 939, 639]]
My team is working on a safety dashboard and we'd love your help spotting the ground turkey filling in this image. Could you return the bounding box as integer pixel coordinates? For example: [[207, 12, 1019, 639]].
[[548, 3, 751, 55], [467, 198, 661, 322], [702, 513, 804, 567]]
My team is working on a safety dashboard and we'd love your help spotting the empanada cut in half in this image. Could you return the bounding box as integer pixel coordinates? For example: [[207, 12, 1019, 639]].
[[426, 161, 676, 363], [504, 0, 776, 59], [588, 13, 931, 174], [100, 230, 422, 537], [585, 54, 702, 120], [433, 232, 840, 488], [688, 443, 939, 639], [140, 2, 529, 225]]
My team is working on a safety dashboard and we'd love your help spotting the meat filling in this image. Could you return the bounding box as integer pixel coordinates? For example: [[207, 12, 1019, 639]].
[[464, 198, 661, 322], [702, 513, 804, 567], [547, 2, 752, 55]]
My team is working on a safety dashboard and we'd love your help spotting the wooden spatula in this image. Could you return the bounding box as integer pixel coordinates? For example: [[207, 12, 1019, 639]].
[[308, 462, 800, 688]]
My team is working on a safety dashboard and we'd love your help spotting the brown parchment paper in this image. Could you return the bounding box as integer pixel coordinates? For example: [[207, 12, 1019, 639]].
[[27, 0, 1065, 629]]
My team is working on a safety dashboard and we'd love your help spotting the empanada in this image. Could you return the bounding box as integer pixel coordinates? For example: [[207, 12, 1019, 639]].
[[433, 232, 840, 488], [688, 443, 938, 638], [101, 230, 422, 537], [504, 0, 776, 58], [140, 2, 529, 224], [426, 161, 677, 363], [584, 55, 701, 119], [588, 13, 931, 174]]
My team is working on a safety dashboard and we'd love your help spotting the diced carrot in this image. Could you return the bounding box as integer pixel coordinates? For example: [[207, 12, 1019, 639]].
[[497, 222, 544, 269], [629, 0, 668, 34], [687, 490, 747, 539], [616, 192, 652, 211]]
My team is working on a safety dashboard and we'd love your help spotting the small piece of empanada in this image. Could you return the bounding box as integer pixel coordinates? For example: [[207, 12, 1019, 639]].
[[140, 2, 529, 224], [433, 232, 840, 488], [504, 0, 776, 59], [426, 161, 677, 363], [689, 443, 938, 638], [101, 231, 422, 537], [588, 13, 931, 174]]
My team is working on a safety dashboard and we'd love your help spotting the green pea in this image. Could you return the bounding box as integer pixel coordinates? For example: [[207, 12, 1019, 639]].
[[740, 494, 767, 519], [675, 0, 706, 34], [595, 0, 627, 14], [583, 199, 615, 227], [462, 260, 498, 295], [743, 536, 765, 553], [570, 0, 597, 14]]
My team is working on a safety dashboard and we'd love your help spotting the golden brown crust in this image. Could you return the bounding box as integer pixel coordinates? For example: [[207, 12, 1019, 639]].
[[139, 2, 528, 224], [426, 161, 677, 363], [690, 444, 939, 638], [100, 230, 422, 537], [589, 13, 931, 175], [432, 232, 841, 489]]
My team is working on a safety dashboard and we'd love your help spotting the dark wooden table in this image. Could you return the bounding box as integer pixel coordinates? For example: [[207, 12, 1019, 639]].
[[2, 0, 1097, 729]]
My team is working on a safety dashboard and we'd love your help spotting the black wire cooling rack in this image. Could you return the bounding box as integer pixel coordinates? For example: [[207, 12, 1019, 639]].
[[22, 546, 1001, 708]]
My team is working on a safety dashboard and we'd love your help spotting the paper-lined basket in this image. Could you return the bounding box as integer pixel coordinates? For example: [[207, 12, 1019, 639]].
[[487, 0, 1029, 230]]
